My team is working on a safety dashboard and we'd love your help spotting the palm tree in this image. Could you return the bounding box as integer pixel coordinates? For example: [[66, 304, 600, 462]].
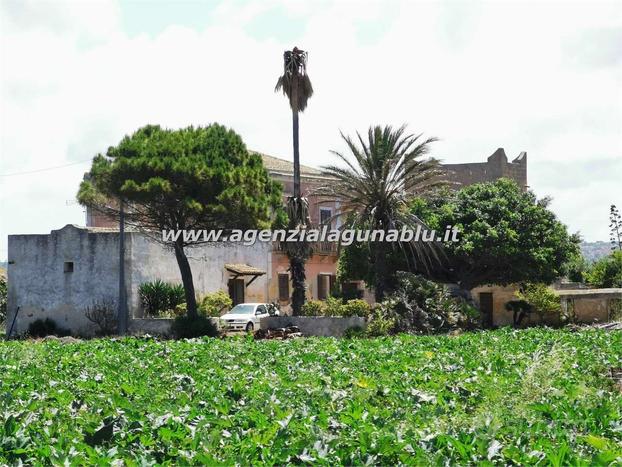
[[275, 47, 314, 315], [317, 125, 445, 302]]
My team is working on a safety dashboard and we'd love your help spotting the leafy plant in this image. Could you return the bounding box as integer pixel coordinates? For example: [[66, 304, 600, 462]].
[[375, 272, 480, 334], [516, 283, 561, 324], [84, 298, 118, 335], [0, 328, 620, 464], [198, 291, 232, 317], [585, 251, 622, 288], [139, 280, 185, 317], [340, 299, 371, 318], [300, 300, 325, 316]]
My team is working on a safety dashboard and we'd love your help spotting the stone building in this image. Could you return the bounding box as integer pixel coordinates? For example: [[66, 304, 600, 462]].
[[443, 148, 527, 190], [6, 225, 272, 336]]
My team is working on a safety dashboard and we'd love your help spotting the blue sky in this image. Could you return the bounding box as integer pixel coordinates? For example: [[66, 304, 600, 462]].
[[1, 0, 621, 259]]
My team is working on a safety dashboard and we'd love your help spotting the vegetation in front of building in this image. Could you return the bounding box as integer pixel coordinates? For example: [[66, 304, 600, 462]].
[[1, 329, 620, 464]]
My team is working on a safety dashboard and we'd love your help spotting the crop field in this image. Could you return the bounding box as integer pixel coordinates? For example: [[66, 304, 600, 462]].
[[0, 328, 621, 464]]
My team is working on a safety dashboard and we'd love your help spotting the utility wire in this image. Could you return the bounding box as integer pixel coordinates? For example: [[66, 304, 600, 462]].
[[0, 159, 92, 177]]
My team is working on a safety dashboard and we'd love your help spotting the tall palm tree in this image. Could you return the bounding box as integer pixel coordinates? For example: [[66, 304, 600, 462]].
[[275, 47, 314, 315], [317, 125, 445, 302]]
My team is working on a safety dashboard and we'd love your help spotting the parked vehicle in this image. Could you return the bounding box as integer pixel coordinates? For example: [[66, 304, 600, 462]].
[[220, 303, 280, 332]]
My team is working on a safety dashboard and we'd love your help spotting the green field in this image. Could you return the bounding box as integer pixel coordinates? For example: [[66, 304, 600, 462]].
[[1, 329, 621, 464]]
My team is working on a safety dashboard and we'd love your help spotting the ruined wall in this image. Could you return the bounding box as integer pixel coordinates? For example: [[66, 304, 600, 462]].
[[129, 236, 271, 315], [443, 148, 527, 190]]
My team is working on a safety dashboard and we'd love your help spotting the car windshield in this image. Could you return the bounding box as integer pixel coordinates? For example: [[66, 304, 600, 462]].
[[229, 304, 255, 315]]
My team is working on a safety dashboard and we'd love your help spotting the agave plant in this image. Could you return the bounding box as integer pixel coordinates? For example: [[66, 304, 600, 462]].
[[317, 125, 446, 301], [275, 47, 314, 315]]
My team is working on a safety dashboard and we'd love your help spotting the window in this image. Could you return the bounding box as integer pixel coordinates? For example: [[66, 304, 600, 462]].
[[256, 305, 267, 315], [320, 208, 332, 227], [278, 273, 290, 301], [317, 273, 336, 300], [64, 261, 74, 273]]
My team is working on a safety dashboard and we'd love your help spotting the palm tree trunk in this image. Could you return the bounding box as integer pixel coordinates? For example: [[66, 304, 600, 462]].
[[292, 109, 301, 199], [373, 241, 388, 302], [174, 240, 198, 319]]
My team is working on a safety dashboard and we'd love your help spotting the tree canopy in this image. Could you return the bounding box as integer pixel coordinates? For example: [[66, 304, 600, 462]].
[[317, 125, 443, 301], [415, 179, 581, 290], [78, 124, 285, 318], [338, 178, 580, 293]]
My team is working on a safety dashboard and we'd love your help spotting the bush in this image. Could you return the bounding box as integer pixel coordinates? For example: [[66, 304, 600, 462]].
[[340, 299, 371, 317], [171, 315, 219, 339], [373, 272, 480, 335], [84, 299, 118, 336], [517, 283, 561, 322], [28, 318, 70, 338], [198, 291, 232, 317], [366, 307, 397, 337], [343, 326, 366, 338], [300, 300, 325, 316], [585, 251, 622, 288], [139, 280, 186, 316]]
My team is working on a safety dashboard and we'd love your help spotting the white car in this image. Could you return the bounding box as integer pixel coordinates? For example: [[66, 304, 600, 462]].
[[220, 303, 280, 332]]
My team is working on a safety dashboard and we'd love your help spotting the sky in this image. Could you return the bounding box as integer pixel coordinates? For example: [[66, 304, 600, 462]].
[[1, 0, 621, 260]]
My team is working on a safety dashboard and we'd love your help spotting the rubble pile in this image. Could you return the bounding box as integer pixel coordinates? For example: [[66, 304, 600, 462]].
[[254, 326, 303, 340]]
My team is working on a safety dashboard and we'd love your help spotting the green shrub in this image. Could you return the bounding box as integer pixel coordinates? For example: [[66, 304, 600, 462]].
[[517, 283, 561, 321], [28, 318, 70, 338], [139, 280, 186, 316], [343, 326, 366, 338], [340, 299, 371, 317], [198, 291, 232, 317], [300, 300, 326, 316], [365, 307, 397, 336], [375, 272, 480, 335], [585, 251, 622, 288], [171, 315, 219, 339]]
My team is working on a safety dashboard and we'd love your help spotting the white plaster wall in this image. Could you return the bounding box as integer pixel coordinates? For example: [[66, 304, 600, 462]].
[[128, 236, 271, 316]]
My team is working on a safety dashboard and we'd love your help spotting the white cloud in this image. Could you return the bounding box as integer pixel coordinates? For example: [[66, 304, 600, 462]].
[[1, 0, 621, 260]]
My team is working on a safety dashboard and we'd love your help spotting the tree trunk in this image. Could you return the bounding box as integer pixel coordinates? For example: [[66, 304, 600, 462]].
[[373, 241, 388, 303], [292, 100, 300, 198], [289, 81, 307, 315], [174, 241, 198, 319], [290, 255, 306, 316]]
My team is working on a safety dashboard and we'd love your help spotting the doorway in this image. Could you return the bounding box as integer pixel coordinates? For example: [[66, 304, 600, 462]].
[[479, 292, 494, 328], [228, 278, 245, 305]]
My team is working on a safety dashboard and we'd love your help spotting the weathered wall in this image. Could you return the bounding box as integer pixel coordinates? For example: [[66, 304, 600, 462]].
[[129, 236, 271, 316], [6, 225, 124, 336], [7, 225, 271, 336], [443, 148, 527, 190], [260, 316, 365, 337]]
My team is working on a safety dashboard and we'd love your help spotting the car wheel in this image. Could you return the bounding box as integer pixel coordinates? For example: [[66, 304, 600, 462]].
[[246, 322, 254, 332]]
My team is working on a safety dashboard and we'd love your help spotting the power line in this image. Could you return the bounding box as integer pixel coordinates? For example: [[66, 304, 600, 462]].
[[0, 159, 92, 177]]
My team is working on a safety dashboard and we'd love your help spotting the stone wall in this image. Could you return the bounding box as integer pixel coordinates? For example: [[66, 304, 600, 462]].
[[260, 316, 366, 337], [6, 225, 271, 336], [443, 148, 527, 190], [6, 225, 122, 336]]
